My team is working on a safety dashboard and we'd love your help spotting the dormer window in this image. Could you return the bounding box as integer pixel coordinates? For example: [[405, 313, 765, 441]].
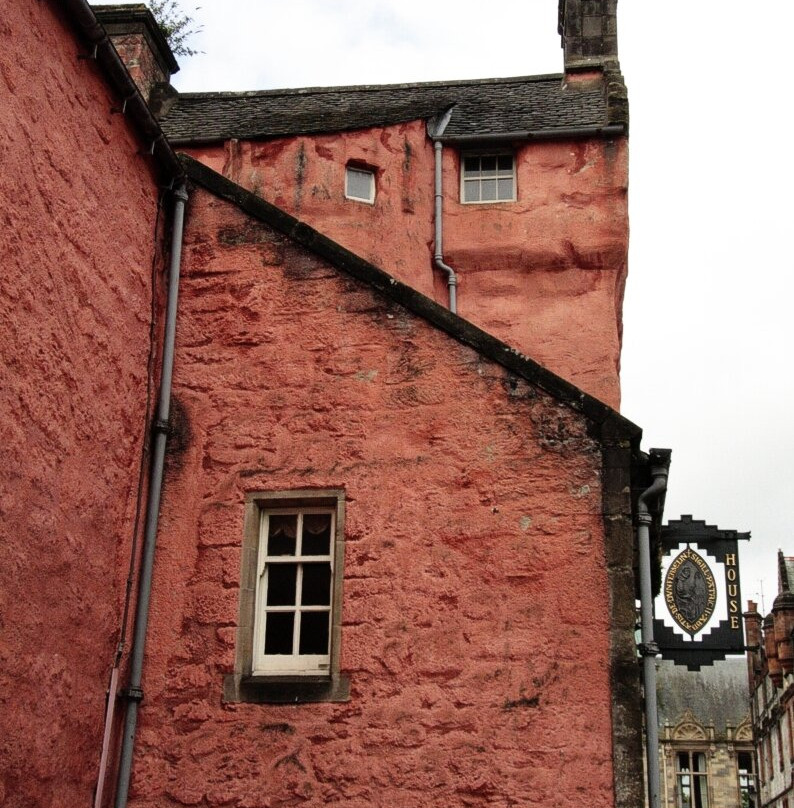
[[461, 153, 515, 203], [345, 166, 375, 204]]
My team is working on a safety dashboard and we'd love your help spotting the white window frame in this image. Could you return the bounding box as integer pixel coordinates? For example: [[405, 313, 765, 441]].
[[345, 165, 376, 204], [460, 152, 516, 204], [251, 505, 339, 676]]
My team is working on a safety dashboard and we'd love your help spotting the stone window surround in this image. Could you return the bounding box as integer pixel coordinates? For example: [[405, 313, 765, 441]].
[[223, 488, 350, 704]]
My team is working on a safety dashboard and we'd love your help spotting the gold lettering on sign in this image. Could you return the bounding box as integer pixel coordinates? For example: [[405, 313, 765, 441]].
[[725, 553, 736, 566], [727, 568, 736, 581], [731, 616, 740, 629]]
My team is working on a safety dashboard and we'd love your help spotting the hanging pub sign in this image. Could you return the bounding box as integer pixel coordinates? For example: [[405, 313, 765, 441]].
[[653, 515, 750, 670]]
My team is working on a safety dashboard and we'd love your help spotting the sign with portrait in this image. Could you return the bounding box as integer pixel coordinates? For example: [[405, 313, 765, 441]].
[[654, 516, 749, 670]]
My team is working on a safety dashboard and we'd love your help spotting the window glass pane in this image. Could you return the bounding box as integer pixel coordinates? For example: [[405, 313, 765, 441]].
[[267, 514, 297, 556], [694, 776, 708, 808], [302, 513, 331, 555], [264, 612, 294, 655], [497, 154, 513, 172], [693, 753, 706, 773], [267, 563, 297, 606], [678, 778, 691, 808], [497, 178, 513, 199], [738, 752, 752, 772], [481, 179, 497, 201], [463, 156, 480, 174], [678, 753, 691, 772], [299, 611, 330, 655], [302, 562, 332, 605], [480, 156, 497, 173], [346, 168, 374, 201], [464, 181, 480, 203]]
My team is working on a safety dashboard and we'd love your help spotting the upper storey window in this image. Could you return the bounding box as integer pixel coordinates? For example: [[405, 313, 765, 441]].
[[345, 166, 375, 204], [461, 153, 515, 203]]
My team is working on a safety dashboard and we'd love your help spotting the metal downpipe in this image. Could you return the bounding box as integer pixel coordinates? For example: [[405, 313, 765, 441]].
[[637, 449, 671, 808], [433, 140, 457, 314], [114, 183, 189, 808]]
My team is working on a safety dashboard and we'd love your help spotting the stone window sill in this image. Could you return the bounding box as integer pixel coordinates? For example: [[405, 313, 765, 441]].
[[223, 673, 350, 704]]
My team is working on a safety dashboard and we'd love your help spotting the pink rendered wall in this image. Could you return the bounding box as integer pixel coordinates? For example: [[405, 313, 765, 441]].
[[125, 187, 618, 808], [0, 2, 162, 804], [184, 120, 627, 409]]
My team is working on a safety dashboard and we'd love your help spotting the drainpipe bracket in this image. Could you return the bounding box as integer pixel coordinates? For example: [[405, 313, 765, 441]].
[[637, 641, 660, 657], [119, 686, 144, 703], [152, 418, 171, 436]]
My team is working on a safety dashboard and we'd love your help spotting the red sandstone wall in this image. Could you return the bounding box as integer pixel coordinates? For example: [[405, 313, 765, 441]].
[[126, 187, 617, 807], [0, 2, 161, 804], [185, 122, 627, 409]]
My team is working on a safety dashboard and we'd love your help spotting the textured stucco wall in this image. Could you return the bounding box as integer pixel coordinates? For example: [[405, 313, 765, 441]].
[[0, 2, 162, 804], [123, 186, 620, 807], [184, 118, 628, 409]]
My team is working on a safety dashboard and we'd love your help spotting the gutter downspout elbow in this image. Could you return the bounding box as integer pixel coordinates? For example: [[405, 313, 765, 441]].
[[433, 141, 457, 314], [113, 182, 189, 808], [430, 109, 457, 315], [637, 448, 672, 808]]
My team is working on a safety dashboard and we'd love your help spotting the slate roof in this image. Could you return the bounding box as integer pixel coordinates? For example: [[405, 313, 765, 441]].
[[160, 73, 624, 145], [656, 658, 750, 737]]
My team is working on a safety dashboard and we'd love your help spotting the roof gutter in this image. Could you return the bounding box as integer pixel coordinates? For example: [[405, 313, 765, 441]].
[[438, 123, 625, 144], [61, 0, 184, 182]]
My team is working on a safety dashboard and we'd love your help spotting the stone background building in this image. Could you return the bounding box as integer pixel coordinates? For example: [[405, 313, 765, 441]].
[[745, 553, 794, 808], [657, 658, 755, 808]]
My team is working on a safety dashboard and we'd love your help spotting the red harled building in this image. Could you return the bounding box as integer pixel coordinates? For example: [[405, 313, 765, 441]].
[[0, 2, 667, 806]]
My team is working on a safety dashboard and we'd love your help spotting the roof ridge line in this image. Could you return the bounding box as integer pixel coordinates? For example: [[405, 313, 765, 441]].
[[174, 73, 566, 99]]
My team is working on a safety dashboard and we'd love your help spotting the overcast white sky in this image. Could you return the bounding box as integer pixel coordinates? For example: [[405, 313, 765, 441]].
[[146, 1, 793, 609]]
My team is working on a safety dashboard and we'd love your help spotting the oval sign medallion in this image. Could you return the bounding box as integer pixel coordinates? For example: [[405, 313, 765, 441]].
[[663, 547, 717, 637]]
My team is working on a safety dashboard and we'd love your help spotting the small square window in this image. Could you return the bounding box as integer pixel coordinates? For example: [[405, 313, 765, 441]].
[[461, 153, 515, 203], [345, 166, 375, 203]]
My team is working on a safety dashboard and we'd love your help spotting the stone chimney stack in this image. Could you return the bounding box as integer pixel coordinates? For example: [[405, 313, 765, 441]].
[[764, 612, 783, 688], [773, 551, 794, 676], [744, 600, 764, 689], [558, 0, 619, 72], [93, 4, 179, 104]]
